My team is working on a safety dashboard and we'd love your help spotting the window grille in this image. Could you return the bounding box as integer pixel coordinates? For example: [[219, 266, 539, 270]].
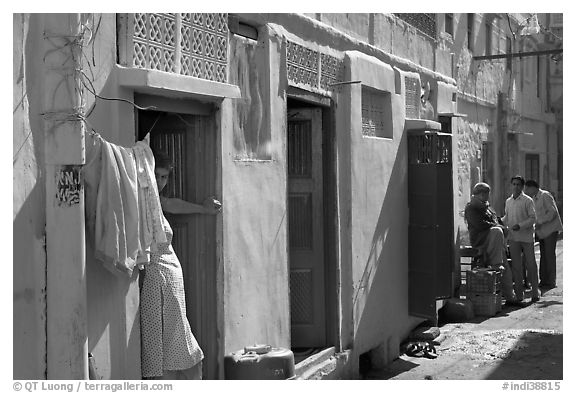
[[118, 13, 229, 83], [395, 13, 437, 39], [408, 132, 452, 164], [361, 87, 392, 138], [405, 76, 421, 119]]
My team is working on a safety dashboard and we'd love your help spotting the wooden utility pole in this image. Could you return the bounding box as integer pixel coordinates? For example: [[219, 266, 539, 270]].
[[43, 13, 88, 379]]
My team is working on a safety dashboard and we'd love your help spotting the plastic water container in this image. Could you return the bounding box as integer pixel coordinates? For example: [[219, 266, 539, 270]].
[[224, 344, 295, 380]]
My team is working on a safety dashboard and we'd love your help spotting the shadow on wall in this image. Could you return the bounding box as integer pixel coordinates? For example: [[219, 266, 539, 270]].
[[14, 14, 140, 379], [354, 130, 412, 357], [83, 71, 142, 379], [13, 13, 49, 380], [13, 164, 47, 380], [85, 240, 136, 379]]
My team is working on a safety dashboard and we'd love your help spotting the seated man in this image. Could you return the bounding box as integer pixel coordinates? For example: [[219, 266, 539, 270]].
[[464, 182, 518, 305]]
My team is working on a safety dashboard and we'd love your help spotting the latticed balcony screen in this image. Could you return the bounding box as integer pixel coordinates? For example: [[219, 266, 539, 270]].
[[286, 40, 345, 93], [394, 13, 437, 39], [118, 13, 229, 83]]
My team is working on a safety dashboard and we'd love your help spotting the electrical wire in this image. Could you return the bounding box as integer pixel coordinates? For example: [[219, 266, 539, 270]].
[[80, 70, 156, 116], [13, 15, 158, 163]]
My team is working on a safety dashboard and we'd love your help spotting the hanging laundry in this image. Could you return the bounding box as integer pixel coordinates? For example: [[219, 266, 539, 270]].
[[84, 134, 166, 277], [84, 133, 103, 256], [133, 141, 167, 264]]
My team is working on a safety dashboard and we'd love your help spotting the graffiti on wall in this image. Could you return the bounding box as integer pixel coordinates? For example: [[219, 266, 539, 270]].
[[56, 165, 82, 207]]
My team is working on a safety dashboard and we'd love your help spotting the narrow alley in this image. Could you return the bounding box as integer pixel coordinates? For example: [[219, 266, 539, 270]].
[[366, 240, 563, 380]]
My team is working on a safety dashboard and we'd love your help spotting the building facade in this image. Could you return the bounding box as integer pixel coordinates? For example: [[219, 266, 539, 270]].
[[542, 13, 563, 217], [13, 13, 561, 380], [440, 13, 562, 242]]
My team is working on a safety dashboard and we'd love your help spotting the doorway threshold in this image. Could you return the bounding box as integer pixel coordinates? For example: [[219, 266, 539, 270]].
[[293, 347, 335, 376], [293, 347, 353, 380]]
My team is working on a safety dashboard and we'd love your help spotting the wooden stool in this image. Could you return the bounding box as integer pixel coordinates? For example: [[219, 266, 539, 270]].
[[459, 246, 485, 298]]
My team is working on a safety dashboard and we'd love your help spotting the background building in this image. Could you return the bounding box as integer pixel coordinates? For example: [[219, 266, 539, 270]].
[[440, 13, 562, 239]]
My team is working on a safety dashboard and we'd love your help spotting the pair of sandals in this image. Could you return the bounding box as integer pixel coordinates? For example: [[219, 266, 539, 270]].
[[405, 341, 438, 359]]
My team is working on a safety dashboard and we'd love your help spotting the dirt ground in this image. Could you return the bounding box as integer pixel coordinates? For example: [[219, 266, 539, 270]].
[[366, 240, 563, 380]]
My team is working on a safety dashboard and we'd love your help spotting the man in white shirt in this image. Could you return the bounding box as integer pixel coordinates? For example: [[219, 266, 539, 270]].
[[503, 175, 540, 303], [525, 180, 563, 289]]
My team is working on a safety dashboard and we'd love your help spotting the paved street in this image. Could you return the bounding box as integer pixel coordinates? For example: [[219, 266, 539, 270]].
[[366, 240, 563, 380]]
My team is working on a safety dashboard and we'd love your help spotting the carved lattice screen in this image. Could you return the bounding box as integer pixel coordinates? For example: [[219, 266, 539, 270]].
[[394, 13, 437, 39], [286, 40, 345, 94], [405, 75, 421, 119], [118, 13, 229, 83]]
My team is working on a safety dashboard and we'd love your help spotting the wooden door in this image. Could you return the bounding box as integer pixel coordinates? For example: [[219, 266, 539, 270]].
[[141, 111, 219, 379], [408, 163, 439, 319], [407, 131, 454, 320], [287, 108, 326, 348]]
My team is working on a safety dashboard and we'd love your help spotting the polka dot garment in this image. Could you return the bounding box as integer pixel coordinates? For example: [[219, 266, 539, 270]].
[[140, 215, 203, 378]]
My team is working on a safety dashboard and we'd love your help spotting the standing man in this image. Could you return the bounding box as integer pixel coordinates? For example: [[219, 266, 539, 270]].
[[503, 175, 540, 303], [525, 180, 563, 289], [465, 182, 517, 305]]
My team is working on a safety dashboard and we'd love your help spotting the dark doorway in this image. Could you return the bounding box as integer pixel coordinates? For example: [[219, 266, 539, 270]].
[[287, 107, 326, 348], [137, 109, 220, 379]]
